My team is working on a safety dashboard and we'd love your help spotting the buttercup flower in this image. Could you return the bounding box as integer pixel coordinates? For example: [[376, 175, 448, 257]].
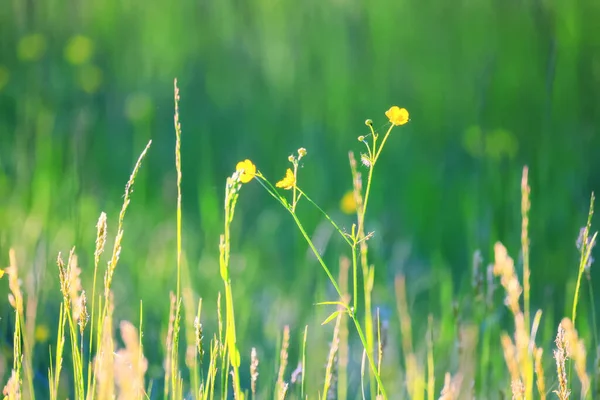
[[385, 106, 409, 126], [235, 159, 256, 183], [276, 168, 296, 190]]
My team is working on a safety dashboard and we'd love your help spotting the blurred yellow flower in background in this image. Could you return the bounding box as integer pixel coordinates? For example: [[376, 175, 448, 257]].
[[35, 324, 50, 343], [276, 168, 295, 190], [17, 34, 47, 62], [64, 35, 94, 65], [235, 159, 256, 183], [385, 106, 409, 126], [340, 190, 357, 214], [78, 64, 103, 94]]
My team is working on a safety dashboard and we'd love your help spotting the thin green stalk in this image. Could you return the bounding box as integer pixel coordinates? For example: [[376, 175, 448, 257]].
[[87, 212, 107, 397], [219, 172, 243, 399], [427, 314, 434, 400], [288, 210, 343, 299], [352, 242, 358, 312], [351, 315, 387, 399], [288, 209, 385, 396], [50, 303, 66, 400], [174, 78, 183, 301], [301, 325, 308, 399], [355, 123, 394, 399], [573, 232, 597, 326], [373, 125, 394, 163], [294, 187, 353, 246], [138, 301, 144, 400], [572, 193, 596, 327], [570, 193, 595, 385]]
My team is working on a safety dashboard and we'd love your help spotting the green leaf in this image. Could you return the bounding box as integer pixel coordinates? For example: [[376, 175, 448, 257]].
[[321, 310, 341, 326], [314, 301, 347, 307]]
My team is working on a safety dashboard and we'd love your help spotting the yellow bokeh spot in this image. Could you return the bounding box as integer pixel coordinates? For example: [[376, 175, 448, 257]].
[[276, 168, 296, 190], [340, 190, 357, 215], [77, 64, 103, 93], [485, 129, 518, 161], [17, 34, 47, 62], [35, 324, 50, 343], [125, 93, 153, 122], [462, 125, 484, 158], [0, 66, 9, 92], [0, 268, 4, 279], [235, 159, 256, 183], [64, 35, 94, 65], [462, 126, 518, 161], [385, 106, 409, 126]]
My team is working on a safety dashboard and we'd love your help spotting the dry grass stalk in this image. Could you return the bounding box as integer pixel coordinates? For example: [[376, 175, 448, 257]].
[[95, 212, 108, 265], [7, 249, 23, 315], [164, 292, 177, 399], [521, 166, 531, 332], [183, 287, 197, 370], [114, 320, 148, 400], [324, 311, 342, 400], [278, 382, 289, 400], [534, 347, 546, 400], [554, 323, 570, 400], [2, 370, 20, 400], [78, 291, 89, 335], [250, 347, 259, 398], [194, 316, 204, 360], [501, 333, 520, 383], [338, 255, 350, 400], [276, 325, 291, 399], [493, 243, 522, 319], [103, 140, 152, 299], [511, 379, 525, 399], [559, 318, 590, 396], [95, 293, 115, 400], [456, 323, 478, 398], [438, 372, 463, 400], [68, 252, 84, 322], [493, 242, 535, 396]]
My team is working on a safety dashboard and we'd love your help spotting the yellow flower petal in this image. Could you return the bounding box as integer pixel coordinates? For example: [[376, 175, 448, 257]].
[[385, 106, 409, 126], [276, 168, 296, 190], [235, 159, 256, 183], [0, 269, 4, 279]]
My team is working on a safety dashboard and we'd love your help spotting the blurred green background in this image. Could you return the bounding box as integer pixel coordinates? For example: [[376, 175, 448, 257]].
[[1, 0, 600, 396]]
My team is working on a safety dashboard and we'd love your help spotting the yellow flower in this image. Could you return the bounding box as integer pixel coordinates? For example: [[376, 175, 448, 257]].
[[340, 190, 357, 214], [35, 324, 50, 343], [276, 168, 296, 190], [0, 268, 4, 278], [235, 159, 256, 183], [385, 106, 409, 126]]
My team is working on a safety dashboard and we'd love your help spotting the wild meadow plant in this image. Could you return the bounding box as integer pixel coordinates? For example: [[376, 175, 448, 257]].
[[0, 79, 598, 400]]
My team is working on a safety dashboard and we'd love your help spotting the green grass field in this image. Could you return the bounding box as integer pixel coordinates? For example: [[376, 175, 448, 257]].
[[1, 0, 600, 398]]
